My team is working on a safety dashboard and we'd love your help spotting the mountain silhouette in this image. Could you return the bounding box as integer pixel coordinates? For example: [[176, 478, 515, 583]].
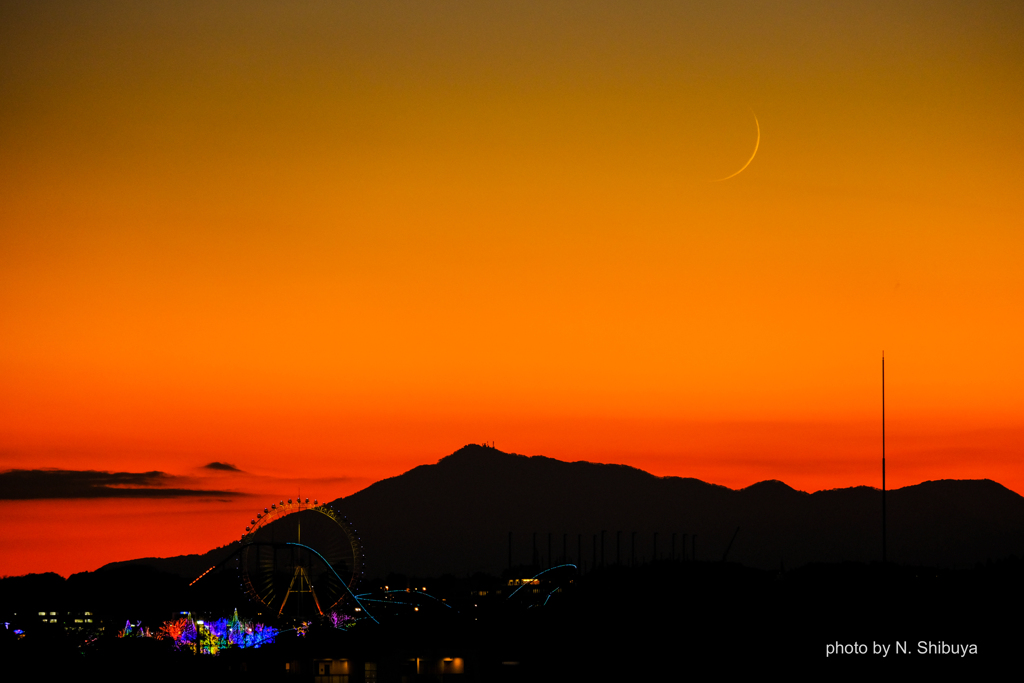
[[103, 444, 1024, 578]]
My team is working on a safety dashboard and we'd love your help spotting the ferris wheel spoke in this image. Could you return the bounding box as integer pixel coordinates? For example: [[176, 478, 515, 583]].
[[238, 503, 363, 619]]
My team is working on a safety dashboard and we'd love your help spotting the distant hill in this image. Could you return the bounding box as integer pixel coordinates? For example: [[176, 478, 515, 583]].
[[100, 543, 240, 580], [103, 444, 1024, 578]]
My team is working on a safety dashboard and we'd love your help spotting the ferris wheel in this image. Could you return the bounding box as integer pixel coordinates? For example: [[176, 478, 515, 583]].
[[238, 498, 364, 619]]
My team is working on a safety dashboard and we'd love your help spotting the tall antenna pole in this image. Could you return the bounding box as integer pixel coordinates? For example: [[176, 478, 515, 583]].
[[882, 353, 887, 564]]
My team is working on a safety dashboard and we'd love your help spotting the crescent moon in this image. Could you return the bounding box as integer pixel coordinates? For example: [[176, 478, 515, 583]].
[[713, 114, 760, 182]]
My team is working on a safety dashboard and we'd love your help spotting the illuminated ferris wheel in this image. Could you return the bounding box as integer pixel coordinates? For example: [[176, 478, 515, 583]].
[[239, 498, 363, 619]]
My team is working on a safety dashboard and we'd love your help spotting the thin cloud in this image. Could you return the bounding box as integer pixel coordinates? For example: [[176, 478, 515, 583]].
[[203, 462, 243, 472], [0, 469, 241, 500]]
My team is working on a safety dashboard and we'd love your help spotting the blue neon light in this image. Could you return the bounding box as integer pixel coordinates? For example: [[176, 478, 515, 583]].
[[506, 564, 578, 600], [284, 542, 378, 624]]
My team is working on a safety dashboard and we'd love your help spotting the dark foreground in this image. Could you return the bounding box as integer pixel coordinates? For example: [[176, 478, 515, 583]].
[[3, 557, 1020, 680]]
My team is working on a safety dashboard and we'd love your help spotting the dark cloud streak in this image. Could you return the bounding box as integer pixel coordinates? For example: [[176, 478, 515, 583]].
[[0, 469, 240, 500], [203, 462, 242, 472]]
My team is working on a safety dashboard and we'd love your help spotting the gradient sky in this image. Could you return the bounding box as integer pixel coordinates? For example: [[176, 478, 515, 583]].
[[2, 1, 1022, 577]]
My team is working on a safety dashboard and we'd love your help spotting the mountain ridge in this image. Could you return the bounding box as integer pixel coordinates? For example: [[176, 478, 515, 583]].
[[98, 444, 1024, 579]]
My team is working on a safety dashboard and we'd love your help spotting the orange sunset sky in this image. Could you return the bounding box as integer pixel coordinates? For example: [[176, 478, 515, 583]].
[[2, 1, 1022, 578]]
